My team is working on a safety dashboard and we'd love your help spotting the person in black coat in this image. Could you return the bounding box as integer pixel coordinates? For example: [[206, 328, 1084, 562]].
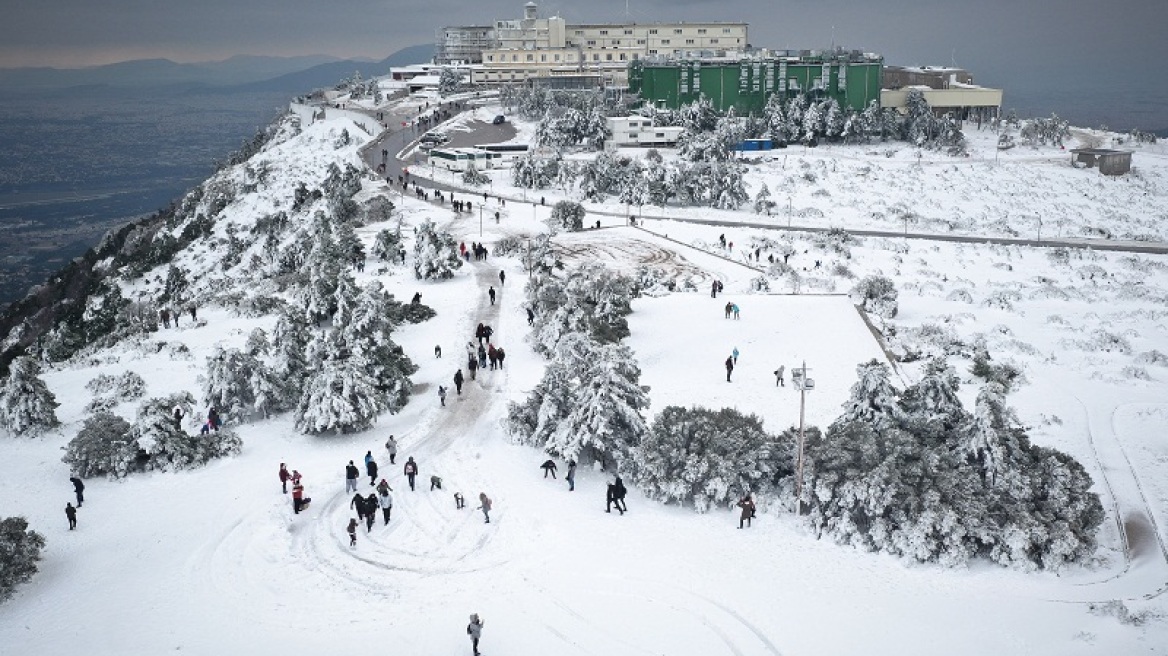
[[70, 476, 85, 507], [606, 483, 623, 515], [345, 461, 360, 493], [454, 369, 464, 394], [364, 493, 378, 531], [351, 492, 369, 520], [540, 460, 558, 479], [614, 476, 628, 512], [366, 458, 379, 486]]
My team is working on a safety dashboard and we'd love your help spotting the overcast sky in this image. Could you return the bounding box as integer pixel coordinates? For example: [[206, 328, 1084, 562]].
[[3, 0, 1165, 123]]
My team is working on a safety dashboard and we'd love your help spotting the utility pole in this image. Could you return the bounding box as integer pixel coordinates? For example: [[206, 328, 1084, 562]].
[[793, 361, 814, 514]]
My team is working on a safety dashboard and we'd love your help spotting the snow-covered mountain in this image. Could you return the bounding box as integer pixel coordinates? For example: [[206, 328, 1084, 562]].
[[1, 82, 1167, 655]]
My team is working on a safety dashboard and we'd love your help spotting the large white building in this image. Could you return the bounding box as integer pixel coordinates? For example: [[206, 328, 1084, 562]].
[[437, 2, 748, 87]]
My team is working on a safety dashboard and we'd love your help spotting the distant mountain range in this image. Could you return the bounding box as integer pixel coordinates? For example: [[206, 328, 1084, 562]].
[[0, 45, 434, 94]]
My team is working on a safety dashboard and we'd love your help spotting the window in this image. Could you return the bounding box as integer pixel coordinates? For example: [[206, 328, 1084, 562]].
[[606, 53, 612, 61], [685, 39, 694, 45], [575, 30, 583, 35], [487, 55, 494, 62], [649, 29, 658, 34], [511, 54, 518, 62], [723, 27, 731, 34], [624, 29, 633, 35], [593, 54, 600, 61], [619, 53, 627, 61], [710, 39, 718, 44], [612, 39, 621, 45], [629, 133, 639, 139], [554, 54, 561, 61], [636, 39, 645, 45], [698, 28, 707, 34], [661, 39, 670, 45], [526, 54, 533, 61], [586, 40, 596, 45], [600, 29, 608, 35], [674, 28, 683, 34], [540, 54, 546, 62], [648, 49, 657, 54]]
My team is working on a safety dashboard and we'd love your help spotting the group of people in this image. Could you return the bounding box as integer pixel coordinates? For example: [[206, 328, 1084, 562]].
[[279, 463, 311, 513], [64, 476, 85, 530], [158, 304, 197, 329], [459, 241, 489, 262]]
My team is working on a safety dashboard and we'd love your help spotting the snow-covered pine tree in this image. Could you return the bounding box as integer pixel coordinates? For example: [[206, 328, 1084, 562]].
[[753, 183, 776, 215], [547, 200, 586, 233], [801, 101, 825, 144], [202, 347, 261, 424], [0, 356, 59, 436], [361, 196, 395, 226], [342, 281, 417, 412], [823, 99, 845, 140], [412, 220, 462, 280], [545, 340, 650, 470], [762, 93, 788, 143], [462, 162, 489, 186], [835, 359, 902, 429], [850, 274, 898, 319], [61, 411, 137, 479], [334, 220, 365, 268], [898, 358, 968, 442], [636, 406, 788, 512], [269, 310, 310, 409], [294, 349, 382, 435], [371, 226, 403, 263], [0, 517, 46, 603], [162, 265, 190, 307], [438, 67, 460, 96], [860, 99, 882, 142], [133, 392, 241, 471]]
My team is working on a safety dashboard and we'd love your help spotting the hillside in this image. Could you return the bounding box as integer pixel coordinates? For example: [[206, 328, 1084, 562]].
[[1, 86, 1167, 656]]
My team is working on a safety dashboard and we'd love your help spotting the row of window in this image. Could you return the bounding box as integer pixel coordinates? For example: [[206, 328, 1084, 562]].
[[485, 52, 642, 63], [574, 27, 738, 36], [572, 37, 730, 46]]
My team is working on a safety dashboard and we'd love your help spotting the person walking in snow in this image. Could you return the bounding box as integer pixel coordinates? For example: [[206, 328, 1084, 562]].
[[435, 344, 443, 358], [385, 435, 398, 464], [365, 493, 378, 531], [732, 346, 740, 364], [540, 459, 558, 479], [614, 476, 628, 513], [738, 493, 756, 529], [497, 347, 506, 369], [526, 307, 534, 326], [477, 344, 487, 369], [351, 491, 369, 521], [477, 493, 492, 523], [291, 469, 302, 488], [347, 518, 358, 547], [70, 476, 85, 507], [711, 280, 718, 298], [725, 356, 735, 382], [404, 457, 419, 491], [279, 463, 290, 494], [454, 369, 465, 394], [364, 451, 374, 467], [468, 356, 478, 381], [606, 481, 623, 515], [366, 457, 379, 486], [724, 301, 732, 319], [65, 502, 78, 530], [377, 485, 393, 524], [731, 303, 740, 320], [475, 323, 485, 344], [345, 460, 360, 493], [454, 492, 465, 509], [488, 344, 498, 370], [488, 286, 496, 305], [482, 324, 494, 344], [467, 613, 485, 656], [566, 459, 577, 491], [292, 482, 310, 514], [439, 385, 447, 407], [499, 270, 506, 286], [774, 365, 786, 387]]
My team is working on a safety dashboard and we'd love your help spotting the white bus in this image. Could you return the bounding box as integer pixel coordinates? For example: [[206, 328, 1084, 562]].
[[428, 147, 500, 172]]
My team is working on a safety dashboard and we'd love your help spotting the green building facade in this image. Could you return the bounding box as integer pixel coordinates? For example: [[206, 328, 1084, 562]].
[[628, 53, 883, 114]]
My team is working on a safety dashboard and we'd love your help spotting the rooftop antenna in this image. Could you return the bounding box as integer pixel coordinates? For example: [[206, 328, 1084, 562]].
[[831, 25, 835, 51]]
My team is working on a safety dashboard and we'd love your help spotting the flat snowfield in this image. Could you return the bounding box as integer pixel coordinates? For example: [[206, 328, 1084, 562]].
[[628, 293, 890, 429], [2, 89, 1168, 656]]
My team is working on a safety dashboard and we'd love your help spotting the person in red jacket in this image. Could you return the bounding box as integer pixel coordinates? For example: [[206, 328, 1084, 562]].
[[292, 483, 311, 514], [279, 463, 291, 493]]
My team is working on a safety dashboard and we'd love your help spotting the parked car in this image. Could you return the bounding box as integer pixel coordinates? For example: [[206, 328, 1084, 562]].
[[421, 132, 449, 145], [492, 115, 506, 125]]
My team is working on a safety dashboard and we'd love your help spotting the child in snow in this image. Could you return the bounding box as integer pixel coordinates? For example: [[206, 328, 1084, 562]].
[[439, 386, 447, 407], [738, 494, 756, 529], [467, 614, 485, 656], [347, 518, 358, 547], [541, 459, 558, 479], [454, 492, 465, 509], [478, 493, 492, 523], [774, 365, 786, 387]]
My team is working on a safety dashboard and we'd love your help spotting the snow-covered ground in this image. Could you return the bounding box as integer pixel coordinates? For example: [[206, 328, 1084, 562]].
[[2, 90, 1168, 655]]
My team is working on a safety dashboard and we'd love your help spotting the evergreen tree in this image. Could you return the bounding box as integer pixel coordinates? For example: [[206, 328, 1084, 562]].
[[412, 220, 462, 280], [823, 99, 845, 139], [295, 349, 382, 435], [763, 93, 788, 142], [133, 392, 241, 471], [269, 310, 310, 409], [162, 265, 190, 306], [0, 517, 46, 603], [636, 406, 789, 512], [546, 340, 650, 470], [371, 226, 403, 262], [835, 359, 902, 429], [548, 200, 586, 233], [342, 282, 417, 412], [61, 411, 137, 479], [438, 67, 461, 96], [753, 183, 776, 215], [0, 356, 59, 436], [202, 347, 261, 424]]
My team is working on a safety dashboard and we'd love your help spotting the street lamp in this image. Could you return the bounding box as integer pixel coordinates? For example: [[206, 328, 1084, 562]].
[[792, 361, 814, 515]]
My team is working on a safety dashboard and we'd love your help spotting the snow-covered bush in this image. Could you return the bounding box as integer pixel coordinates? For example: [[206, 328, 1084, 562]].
[[802, 360, 1102, 570], [849, 275, 898, 319], [295, 353, 382, 435], [61, 412, 137, 479], [462, 162, 489, 186], [636, 406, 791, 512], [0, 517, 46, 603], [371, 226, 403, 262], [492, 235, 524, 258], [547, 200, 586, 233], [202, 346, 267, 423], [0, 356, 59, 436], [132, 392, 241, 472], [85, 371, 146, 401], [412, 220, 462, 280]]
